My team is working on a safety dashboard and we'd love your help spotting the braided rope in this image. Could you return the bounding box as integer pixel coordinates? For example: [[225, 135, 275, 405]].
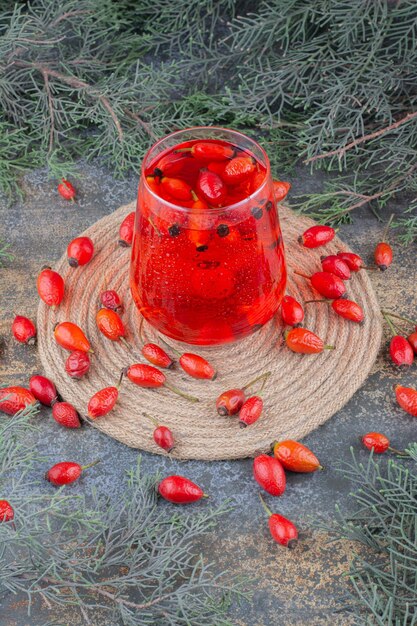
[[37, 202, 382, 460]]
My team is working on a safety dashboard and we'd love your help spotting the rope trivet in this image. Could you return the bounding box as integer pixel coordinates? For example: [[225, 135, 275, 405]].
[[37, 203, 382, 460]]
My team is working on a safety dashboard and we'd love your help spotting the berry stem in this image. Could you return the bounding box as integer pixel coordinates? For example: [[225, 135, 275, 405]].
[[117, 370, 124, 389], [382, 312, 397, 337], [382, 213, 395, 242], [259, 493, 272, 517], [294, 270, 310, 279], [138, 316, 146, 346], [164, 383, 199, 403], [388, 446, 409, 456], [119, 336, 130, 350], [81, 459, 100, 471], [242, 372, 271, 393], [324, 345, 335, 350], [143, 412, 159, 427], [158, 336, 182, 357], [381, 310, 417, 326], [304, 299, 331, 304]]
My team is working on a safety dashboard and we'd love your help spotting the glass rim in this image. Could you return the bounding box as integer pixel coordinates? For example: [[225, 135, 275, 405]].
[[141, 126, 271, 214]]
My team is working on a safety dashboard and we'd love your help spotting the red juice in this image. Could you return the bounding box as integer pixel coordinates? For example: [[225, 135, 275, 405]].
[[130, 130, 287, 345]]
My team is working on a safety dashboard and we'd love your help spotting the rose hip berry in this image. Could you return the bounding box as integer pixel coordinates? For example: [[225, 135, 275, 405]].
[[306, 298, 365, 324], [123, 364, 199, 402], [281, 296, 304, 326], [96, 309, 127, 343], [216, 388, 246, 416], [298, 225, 335, 248], [65, 350, 91, 379], [54, 322, 91, 352], [253, 454, 286, 496], [29, 375, 58, 406], [337, 252, 365, 272], [88, 386, 119, 419], [374, 214, 394, 271], [362, 432, 390, 454], [0, 500, 14, 523], [12, 314, 37, 345], [142, 343, 174, 369], [179, 353, 216, 380], [45, 460, 99, 486], [295, 270, 346, 299], [259, 494, 298, 548], [273, 180, 291, 202], [67, 236, 94, 267], [158, 476, 207, 503], [100, 289, 123, 313], [273, 440, 322, 472], [285, 327, 334, 354], [119, 211, 135, 247], [161, 177, 193, 201], [0, 386, 37, 415], [37, 267, 65, 307], [196, 169, 227, 207], [395, 385, 417, 417], [183, 141, 235, 161], [321, 255, 351, 280], [52, 402, 81, 428], [57, 179, 76, 201], [223, 156, 255, 184], [408, 331, 417, 355], [389, 336, 414, 366], [239, 396, 263, 427], [143, 413, 175, 453]]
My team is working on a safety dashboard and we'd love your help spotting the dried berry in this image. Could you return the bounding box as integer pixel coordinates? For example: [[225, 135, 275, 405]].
[[45, 460, 99, 486], [168, 224, 181, 237], [217, 224, 230, 237], [259, 494, 298, 548], [251, 207, 263, 220], [285, 327, 334, 354], [54, 322, 91, 352], [37, 267, 65, 307], [239, 396, 263, 427], [12, 314, 37, 344], [100, 289, 123, 313], [142, 343, 174, 369], [281, 296, 304, 326], [0, 386, 37, 415], [179, 353, 216, 380], [65, 350, 91, 379], [57, 179, 76, 201], [0, 500, 14, 523], [253, 454, 286, 496], [158, 476, 206, 503], [298, 225, 335, 248], [67, 236, 94, 267], [88, 386, 119, 419], [29, 375, 58, 406], [273, 440, 322, 472], [395, 385, 417, 417], [52, 401, 81, 428], [119, 211, 135, 247]]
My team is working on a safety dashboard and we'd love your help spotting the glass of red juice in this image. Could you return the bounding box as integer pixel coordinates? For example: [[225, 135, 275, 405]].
[[130, 127, 287, 345]]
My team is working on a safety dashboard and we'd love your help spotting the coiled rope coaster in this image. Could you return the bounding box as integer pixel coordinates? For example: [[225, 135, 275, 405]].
[[37, 202, 382, 460]]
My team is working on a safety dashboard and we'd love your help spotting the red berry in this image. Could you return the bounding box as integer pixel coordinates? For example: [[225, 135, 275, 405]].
[[273, 440, 322, 473], [57, 179, 76, 201], [119, 211, 135, 247], [153, 153, 192, 177], [29, 375, 57, 406], [395, 385, 417, 417], [158, 475, 206, 503], [310, 272, 346, 299], [239, 396, 263, 427], [88, 387, 119, 419], [65, 350, 91, 379], [45, 460, 98, 486], [153, 425, 175, 452], [179, 353, 216, 380], [407, 331, 417, 355], [223, 156, 255, 184], [273, 180, 291, 202], [67, 236, 94, 267], [389, 336, 414, 366], [142, 343, 174, 369], [362, 432, 390, 454], [160, 177, 193, 201], [321, 255, 351, 280], [12, 315, 37, 344], [0, 500, 14, 523], [52, 401, 81, 428], [216, 389, 245, 416], [196, 169, 227, 207], [253, 455, 286, 496], [100, 289, 123, 313], [298, 225, 335, 248], [125, 364, 165, 388], [331, 299, 364, 324], [281, 296, 304, 326], [96, 309, 126, 342], [259, 494, 298, 548], [54, 322, 91, 352], [37, 267, 65, 307], [189, 141, 234, 161], [374, 242, 393, 271], [337, 252, 365, 272], [285, 327, 334, 354], [0, 386, 36, 415]]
